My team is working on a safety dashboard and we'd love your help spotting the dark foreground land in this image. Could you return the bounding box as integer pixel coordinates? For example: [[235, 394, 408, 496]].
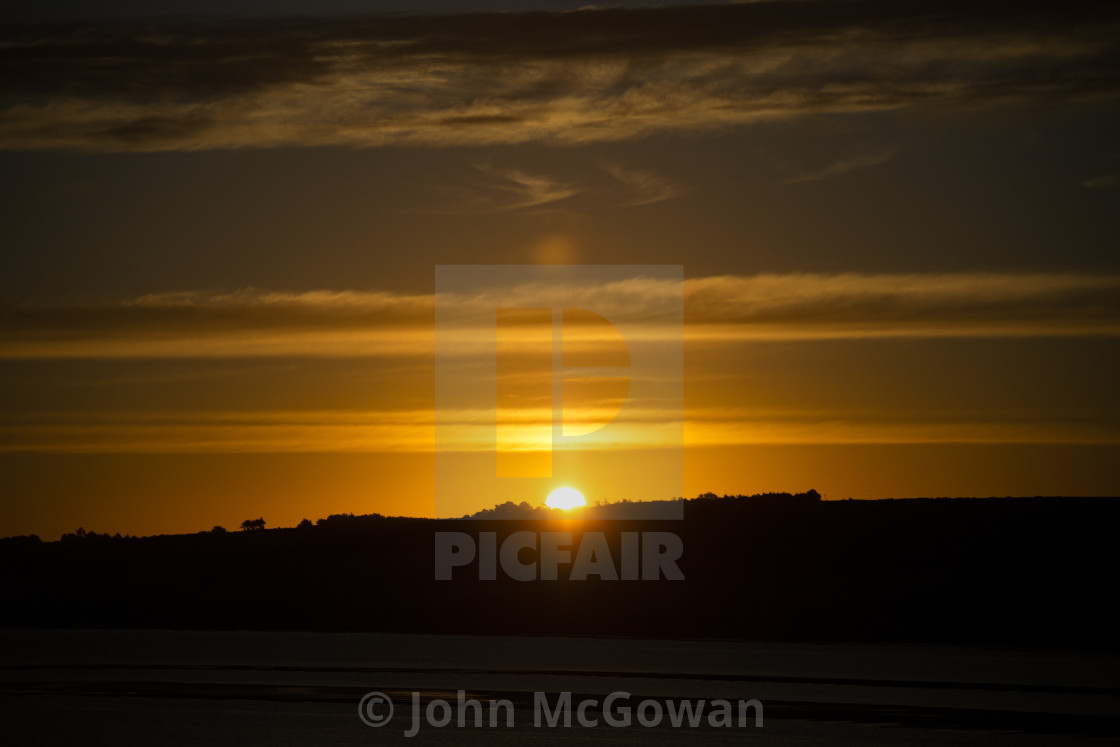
[[2, 495, 1118, 648]]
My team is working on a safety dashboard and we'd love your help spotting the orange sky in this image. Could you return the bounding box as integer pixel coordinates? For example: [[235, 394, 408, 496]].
[[2, 2, 1120, 539], [2, 292, 1118, 538]]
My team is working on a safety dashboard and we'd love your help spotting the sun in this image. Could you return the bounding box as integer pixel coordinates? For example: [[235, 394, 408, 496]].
[[546, 487, 587, 510]]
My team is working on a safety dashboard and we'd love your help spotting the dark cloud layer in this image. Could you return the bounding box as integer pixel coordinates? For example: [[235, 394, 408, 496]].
[[1, 0, 1118, 150]]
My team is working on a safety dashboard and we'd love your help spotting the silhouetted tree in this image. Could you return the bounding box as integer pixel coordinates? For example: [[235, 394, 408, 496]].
[[239, 518, 266, 531]]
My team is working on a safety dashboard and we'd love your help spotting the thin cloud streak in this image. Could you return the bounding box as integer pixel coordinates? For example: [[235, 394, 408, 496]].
[[3, 272, 1120, 359], [432, 165, 581, 213], [605, 164, 686, 205], [2, 405, 1116, 454], [782, 147, 896, 184], [1, 1, 1118, 151]]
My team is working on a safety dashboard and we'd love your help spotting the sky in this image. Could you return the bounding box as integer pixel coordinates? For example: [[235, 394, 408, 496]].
[[2, 0, 1119, 538]]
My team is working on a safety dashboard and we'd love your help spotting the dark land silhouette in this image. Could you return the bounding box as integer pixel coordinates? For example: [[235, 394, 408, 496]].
[[2, 493, 1118, 649]]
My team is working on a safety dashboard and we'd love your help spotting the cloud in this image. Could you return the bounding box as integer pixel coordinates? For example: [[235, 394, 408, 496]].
[[1082, 174, 1119, 189], [604, 164, 685, 205], [0, 287, 435, 358], [0, 409, 435, 454], [426, 164, 580, 213], [2, 272, 1120, 360], [1, 1, 1118, 151], [3, 402, 1116, 454], [782, 147, 896, 184], [425, 162, 680, 213], [4, 271, 1119, 454], [686, 271, 1120, 319], [683, 272, 1120, 338]]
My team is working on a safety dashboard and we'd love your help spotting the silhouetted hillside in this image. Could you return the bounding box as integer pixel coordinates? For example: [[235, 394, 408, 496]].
[[464, 489, 820, 519], [1, 495, 1117, 649]]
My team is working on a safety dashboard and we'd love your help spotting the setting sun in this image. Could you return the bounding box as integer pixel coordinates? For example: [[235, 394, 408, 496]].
[[546, 487, 587, 510]]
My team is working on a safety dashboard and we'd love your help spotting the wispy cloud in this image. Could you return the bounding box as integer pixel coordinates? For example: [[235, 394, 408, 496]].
[[604, 164, 685, 206], [445, 164, 581, 212], [0, 409, 434, 454], [3, 402, 1117, 454], [1, 2, 1117, 151], [782, 147, 896, 184], [3, 272, 1120, 360], [4, 272, 1119, 454], [684, 272, 1120, 339], [426, 162, 681, 213]]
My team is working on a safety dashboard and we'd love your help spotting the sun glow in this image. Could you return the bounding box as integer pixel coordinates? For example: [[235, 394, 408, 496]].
[[546, 487, 587, 510]]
